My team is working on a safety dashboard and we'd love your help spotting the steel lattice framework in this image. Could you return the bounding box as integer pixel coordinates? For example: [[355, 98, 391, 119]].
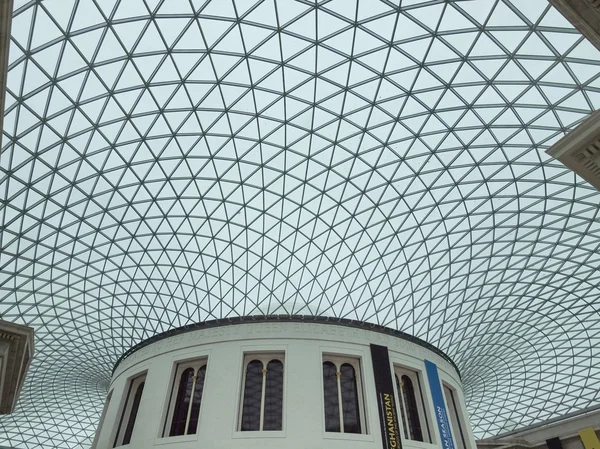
[[1, 0, 599, 447]]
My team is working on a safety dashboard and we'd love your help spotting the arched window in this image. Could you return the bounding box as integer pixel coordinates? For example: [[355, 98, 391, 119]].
[[394, 366, 431, 443], [340, 363, 361, 433], [396, 374, 423, 441], [163, 359, 207, 437], [322, 356, 365, 434], [239, 353, 285, 431], [443, 384, 467, 449], [113, 373, 146, 447], [241, 360, 263, 431], [263, 359, 284, 430], [323, 361, 340, 432], [187, 365, 206, 434], [170, 368, 194, 435], [395, 375, 410, 439], [123, 381, 144, 444]]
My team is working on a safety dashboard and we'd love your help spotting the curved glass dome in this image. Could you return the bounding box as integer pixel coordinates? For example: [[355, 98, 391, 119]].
[[1, 0, 600, 447]]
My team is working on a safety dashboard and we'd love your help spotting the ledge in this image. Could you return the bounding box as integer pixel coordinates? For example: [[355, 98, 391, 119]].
[[0, 320, 34, 414], [112, 314, 460, 377], [548, 0, 600, 51], [546, 110, 600, 191]]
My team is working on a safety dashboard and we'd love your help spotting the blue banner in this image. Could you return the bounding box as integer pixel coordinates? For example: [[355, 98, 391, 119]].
[[425, 360, 455, 449]]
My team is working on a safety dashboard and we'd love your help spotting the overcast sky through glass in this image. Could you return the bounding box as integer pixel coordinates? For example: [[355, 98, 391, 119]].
[[1, 0, 599, 448]]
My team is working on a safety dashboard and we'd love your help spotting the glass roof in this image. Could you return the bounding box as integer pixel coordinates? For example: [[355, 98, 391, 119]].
[[1, 0, 600, 447]]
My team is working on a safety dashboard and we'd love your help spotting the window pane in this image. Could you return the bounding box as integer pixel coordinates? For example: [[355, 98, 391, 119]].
[[122, 381, 144, 445], [401, 375, 423, 441], [241, 360, 263, 431], [170, 368, 194, 436], [187, 365, 207, 435], [396, 374, 410, 440], [323, 361, 340, 432], [114, 383, 133, 447], [444, 386, 467, 449], [263, 359, 283, 431], [340, 363, 361, 434]]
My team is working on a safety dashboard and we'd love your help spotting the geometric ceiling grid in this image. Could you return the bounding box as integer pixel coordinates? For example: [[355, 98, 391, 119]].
[[1, 0, 599, 447]]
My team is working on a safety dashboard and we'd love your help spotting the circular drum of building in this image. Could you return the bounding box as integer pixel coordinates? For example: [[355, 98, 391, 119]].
[[93, 316, 475, 449]]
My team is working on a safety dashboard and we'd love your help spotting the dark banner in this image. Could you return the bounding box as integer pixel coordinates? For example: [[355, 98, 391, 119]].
[[370, 344, 402, 449], [546, 437, 563, 449]]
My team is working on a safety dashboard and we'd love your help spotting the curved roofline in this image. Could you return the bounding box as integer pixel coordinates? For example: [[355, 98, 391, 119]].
[[113, 315, 459, 377]]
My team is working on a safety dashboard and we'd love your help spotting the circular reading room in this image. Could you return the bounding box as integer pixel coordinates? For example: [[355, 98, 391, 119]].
[[92, 316, 473, 449], [2, 1, 600, 448]]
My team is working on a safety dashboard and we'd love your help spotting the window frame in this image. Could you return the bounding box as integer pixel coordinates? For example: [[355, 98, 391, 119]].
[[321, 353, 368, 436], [91, 389, 113, 449], [112, 371, 147, 448], [161, 357, 209, 438], [237, 351, 286, 433], [442, 382, 469, 449], [393, 364, 433, 444]]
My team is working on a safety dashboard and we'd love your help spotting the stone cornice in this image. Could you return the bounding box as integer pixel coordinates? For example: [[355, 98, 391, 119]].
[[0, 320, 34, 415], [548, 0, 600, 51]]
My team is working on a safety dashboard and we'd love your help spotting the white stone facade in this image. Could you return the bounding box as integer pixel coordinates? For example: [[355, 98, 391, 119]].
[[93, 320, 475, 449]]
